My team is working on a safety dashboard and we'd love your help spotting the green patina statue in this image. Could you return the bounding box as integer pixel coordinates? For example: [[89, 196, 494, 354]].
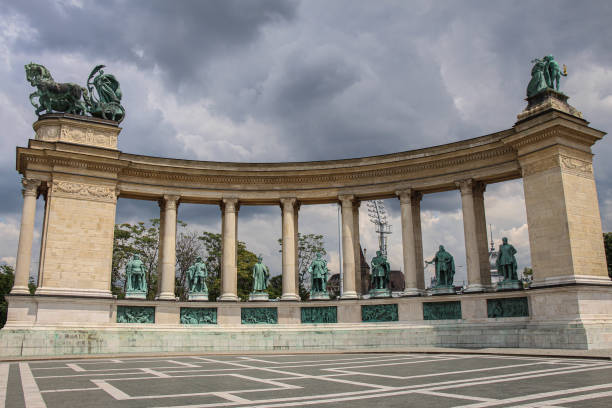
[[527, 55, 567, 97], [496, 237, 518, 282], [426, 245, 455, 287], [370, 250, 391, 290], [309, 252, 329, 295], [25, 63, 89, 116], [252, 255, 270, 292], [187, 256, 208, 298], [125, 254, 147, 298], [25, 62, 125, 122], [86, 64, 125, 122]]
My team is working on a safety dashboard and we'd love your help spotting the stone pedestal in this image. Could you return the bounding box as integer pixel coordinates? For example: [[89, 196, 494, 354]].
[[428, 286, 456, 296], [369, 288, 391, 298], [310, 292, 330, 300], [249, 292, 269, 301], [125, 292, 146, 300], [188, 293, 209, 301], [496, 280, 521, 291]]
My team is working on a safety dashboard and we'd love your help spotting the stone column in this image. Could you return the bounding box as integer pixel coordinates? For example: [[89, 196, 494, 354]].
[[293, 203, 300, 296], [280, 198, 300, 301], [339, 195, 358, 299], [396, 189, 424, 296], [158, 195, 179, 300], [473, 182, 492, 287], [11, 179, 40, 295], [457, 179, 486, 292], [353, 200, 362, 295], [155, 199, 166, 298], [219, 198, 239, 301]]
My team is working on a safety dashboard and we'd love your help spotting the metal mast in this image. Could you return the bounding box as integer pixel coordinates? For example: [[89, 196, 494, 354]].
[[366, 200, 392, 257]]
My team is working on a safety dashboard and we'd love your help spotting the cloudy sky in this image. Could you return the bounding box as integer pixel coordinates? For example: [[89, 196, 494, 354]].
[[1, 0, 611, 287]]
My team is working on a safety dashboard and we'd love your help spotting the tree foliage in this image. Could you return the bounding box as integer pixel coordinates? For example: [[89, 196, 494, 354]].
[[604, 233, 612, 279], [112, 223, 260, 301], [0, 265, 15, 329]]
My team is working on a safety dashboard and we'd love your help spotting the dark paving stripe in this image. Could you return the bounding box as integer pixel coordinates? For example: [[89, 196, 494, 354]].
[[6, 363, 25, 408]]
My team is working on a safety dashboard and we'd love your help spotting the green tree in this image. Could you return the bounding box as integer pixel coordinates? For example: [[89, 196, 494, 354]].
[[267, 275, 282, 299], [0, 265, 15, 328], [112, 220, 161, 299], [278, 233, 327, 300], [604, 233, 612, 279]]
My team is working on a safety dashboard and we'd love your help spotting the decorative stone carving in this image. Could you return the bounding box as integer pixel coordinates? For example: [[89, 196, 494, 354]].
[[180, 307, 217, 324], [560, 156, 594, 179], [361, 304, 398, 322], [51, 180, 116, 202], [21, 178, 41, 197], [116, 306, 155, 323], [487, 297, 529, 318], [241, 307, 278, 324], [34, 118, 119, 149], [301, 306, 337, 324], [423, 301, 462, 320]]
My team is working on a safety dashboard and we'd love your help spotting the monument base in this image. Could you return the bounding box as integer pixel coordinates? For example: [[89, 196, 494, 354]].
[[369, 288, 391, 298], [3, 285, 611, 357], [310, 292, 330, 300], [126, 292, 146, 299], [188, 293, 209, 301], [249, 292, 269, 301], [428, 286, 456, 296], [496, 280, 522, 291]]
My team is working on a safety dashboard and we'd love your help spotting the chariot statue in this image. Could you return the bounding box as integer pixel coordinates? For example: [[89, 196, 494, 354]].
[[24, 62, 125, 123]]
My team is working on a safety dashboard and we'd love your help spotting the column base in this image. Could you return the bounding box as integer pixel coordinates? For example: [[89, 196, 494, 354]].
[[340, 291, 358, 300], [157, 292, 176, 301], [463, 284, 489, 293], [401, 288, 424, 297], [218, 293, 239, 302], [532, 275, 612, 288], [280, 294, 300, 301], [9, 286, 31, 295]]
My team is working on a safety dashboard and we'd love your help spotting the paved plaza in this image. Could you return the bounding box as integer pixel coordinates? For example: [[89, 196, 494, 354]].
[[1, 353, 612, 407]]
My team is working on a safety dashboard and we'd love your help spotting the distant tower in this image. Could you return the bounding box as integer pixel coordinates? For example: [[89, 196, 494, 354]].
[[488, 224, 502, 284], [366, 200, 392, 257]]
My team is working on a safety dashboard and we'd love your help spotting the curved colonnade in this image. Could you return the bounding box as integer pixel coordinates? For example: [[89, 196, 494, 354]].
[[4, 92, 612, 354]]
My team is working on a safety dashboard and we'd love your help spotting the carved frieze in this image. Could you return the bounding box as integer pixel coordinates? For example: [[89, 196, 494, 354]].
[[51, 180, 117, 202], [35, 122, 118, 149], [361, 304, 398, 322], [559, 156, 594, 179], [301, 306, 337, 324]]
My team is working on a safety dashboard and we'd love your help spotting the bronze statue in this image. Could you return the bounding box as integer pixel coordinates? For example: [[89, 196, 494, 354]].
[[426, 245, 455, 287], [252, 255, 269, 292], [125, 254, 147, 296], [496, 237, 518, 281], [370, 250, 391, 290], [309, 253, 329, 294], [187, 256, 208, 296]]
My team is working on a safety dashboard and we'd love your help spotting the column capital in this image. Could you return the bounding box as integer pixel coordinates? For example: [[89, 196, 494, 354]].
[[455, 179, 474, 195], [222, 197, 239, 212], [280, 197, 297, 210], [472, 181, 487, 197], [21, 178, 41, 197], [396, 189, 423, 204], [114, 185, 122, 198], [338, 194, 355, 207], [163, 194, 180, 210], [353, 199, 361, 209]]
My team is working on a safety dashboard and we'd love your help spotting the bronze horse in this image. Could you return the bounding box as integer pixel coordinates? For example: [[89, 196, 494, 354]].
[[25, 63, 89, 116]]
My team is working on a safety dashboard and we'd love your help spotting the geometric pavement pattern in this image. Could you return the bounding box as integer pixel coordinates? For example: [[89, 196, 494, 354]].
[[1, 353, 612, 407]]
